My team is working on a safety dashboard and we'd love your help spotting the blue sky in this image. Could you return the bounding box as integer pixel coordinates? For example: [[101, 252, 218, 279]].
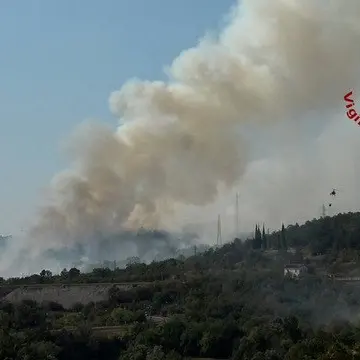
[[0, 0, 236, 234]]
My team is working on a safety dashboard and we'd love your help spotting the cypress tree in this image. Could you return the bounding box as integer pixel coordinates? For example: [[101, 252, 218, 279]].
[[254, 224, 262, 249], [262, 225, 267, 249], [253, 225, 257, 249], [281, 223, 287, 250], [257, 224, 262, 249]]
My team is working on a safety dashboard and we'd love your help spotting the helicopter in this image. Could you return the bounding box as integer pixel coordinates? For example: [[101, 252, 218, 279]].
[[330, 189, 338, 196], [328, 188, 342, 207]]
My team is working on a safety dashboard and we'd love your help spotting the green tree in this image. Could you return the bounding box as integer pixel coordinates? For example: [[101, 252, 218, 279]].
[[161, 319, 186, 352], [146, 345, 166, 360], [60, 268, 68, 278], [110, 308, 135, 325], [40, 269, 52, 277], [68, 267, 81, 279]]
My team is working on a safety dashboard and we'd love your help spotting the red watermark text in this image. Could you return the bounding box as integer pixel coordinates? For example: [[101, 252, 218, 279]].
[[344, 90, 360, 124]]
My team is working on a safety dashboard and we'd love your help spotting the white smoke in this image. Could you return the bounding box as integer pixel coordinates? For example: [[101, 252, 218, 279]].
[[3, 0, 360, 273]]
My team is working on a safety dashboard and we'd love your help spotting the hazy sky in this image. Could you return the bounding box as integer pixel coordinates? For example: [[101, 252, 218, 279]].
[[0, 0, 235, 234]]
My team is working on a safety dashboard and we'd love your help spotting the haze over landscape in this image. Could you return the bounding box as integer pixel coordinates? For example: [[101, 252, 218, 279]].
[[3, 2, 360, 359], [1, 0, 360, 277]]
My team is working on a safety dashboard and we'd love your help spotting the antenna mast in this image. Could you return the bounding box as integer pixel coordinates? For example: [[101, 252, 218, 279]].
[[217, 214, 222, 246], [235, 192, 239, 236], [321, 204, 326, 217]]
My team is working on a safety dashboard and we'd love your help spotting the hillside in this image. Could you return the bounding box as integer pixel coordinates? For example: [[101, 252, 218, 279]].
[[266, 212, 360, 255], [2, 212, 360, 359], [3, 212, 360, 307], [4, 211, 360, 283], [2, 283, 136, 309]]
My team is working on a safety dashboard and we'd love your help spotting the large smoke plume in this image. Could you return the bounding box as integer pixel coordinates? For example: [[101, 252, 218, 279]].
[[5, 0, 360, 274]]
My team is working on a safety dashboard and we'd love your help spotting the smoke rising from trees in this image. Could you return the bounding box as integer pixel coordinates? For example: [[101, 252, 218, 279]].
[[1, 0, 359, 275]]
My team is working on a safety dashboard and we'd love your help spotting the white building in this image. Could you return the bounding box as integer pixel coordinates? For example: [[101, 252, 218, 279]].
[[284, 264, 308, 278]]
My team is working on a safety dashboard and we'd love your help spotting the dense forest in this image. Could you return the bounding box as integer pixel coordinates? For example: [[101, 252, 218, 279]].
[[2, 212, 360, 359]]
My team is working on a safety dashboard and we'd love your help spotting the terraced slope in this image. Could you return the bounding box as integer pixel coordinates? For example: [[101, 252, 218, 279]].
[[1, 282, 149, 308]]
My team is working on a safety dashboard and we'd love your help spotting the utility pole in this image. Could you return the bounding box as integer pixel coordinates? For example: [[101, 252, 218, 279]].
[[217, 214, 222, 246]]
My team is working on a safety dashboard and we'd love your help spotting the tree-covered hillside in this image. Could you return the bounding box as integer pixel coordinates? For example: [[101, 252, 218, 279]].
[[2, 212, 360, 359], [264, 212, 360, 255]]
